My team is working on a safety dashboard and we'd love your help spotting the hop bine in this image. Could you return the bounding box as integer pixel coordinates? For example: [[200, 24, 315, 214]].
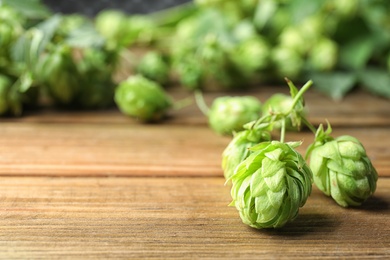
[[306, 124, 378, 207]]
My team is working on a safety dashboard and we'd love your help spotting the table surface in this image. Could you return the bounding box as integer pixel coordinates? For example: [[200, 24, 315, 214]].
[[0, 86, 389, 259]]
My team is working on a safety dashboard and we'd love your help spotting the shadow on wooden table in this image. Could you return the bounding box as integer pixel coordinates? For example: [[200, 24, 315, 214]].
[[354, 196, 389, 212], [251, 213, 340, 237]]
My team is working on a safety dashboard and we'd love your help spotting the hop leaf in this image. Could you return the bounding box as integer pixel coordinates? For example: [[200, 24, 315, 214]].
[[307, 125, 378, 207], [208, 96, 262, 135], [114, 75, 172, 122], [230, 141, 312, 229]]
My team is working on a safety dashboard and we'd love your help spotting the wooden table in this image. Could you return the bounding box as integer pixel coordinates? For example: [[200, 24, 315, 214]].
[[0, 86, 389, 259]]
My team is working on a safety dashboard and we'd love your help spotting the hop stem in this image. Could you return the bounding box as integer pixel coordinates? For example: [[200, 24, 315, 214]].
[[194, 90, 210, 116], [301, 116, 317, 134], [172, 96, 193, 110], [280, 118, 286, 143], [287, 78, 313, 111]]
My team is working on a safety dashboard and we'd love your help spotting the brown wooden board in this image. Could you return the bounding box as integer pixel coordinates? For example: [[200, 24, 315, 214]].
[[2, 88, 390, 127], [0, 122, 388, 177], [0, 87, 389, 258], [0, 177, 388, 259]]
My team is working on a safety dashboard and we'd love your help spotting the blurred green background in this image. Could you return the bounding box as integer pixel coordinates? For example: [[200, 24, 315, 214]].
[[1, 0, 389, 118]]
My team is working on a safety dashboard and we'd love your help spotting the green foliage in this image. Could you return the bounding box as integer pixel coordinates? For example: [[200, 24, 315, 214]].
[[1, 0, 390, 117]]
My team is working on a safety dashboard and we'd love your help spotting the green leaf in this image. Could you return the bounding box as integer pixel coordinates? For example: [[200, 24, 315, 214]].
[[288, 0, 326, 24], [253, 0, 277, 30], [2, 0, 51, 20], [309, 72, 358, 100], [35, 14, 62, 50], [19, 72, 34, 92], [359, 68, 390, 98], [11, 15, 62, 66], [339, 36, 376, 70], [65, 23, 106, 48]]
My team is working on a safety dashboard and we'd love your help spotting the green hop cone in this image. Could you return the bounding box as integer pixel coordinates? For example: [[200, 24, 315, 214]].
[[114, 75, 172, 122], [229, 141, 312, 229], [307, 125, 378, 207], [230, 36, 270, 77], [95, 9, 130, 47], [271, 46, 304, 80], [75, 47, 117, 109], [172, 52, 203, 90], [262, 93, 304, 131], [208, 96, 262, 135], [137, 51, 170, 85], [38, 44, 80, 105], [308, 37, 338, 72], [222, 128, 271, 180]]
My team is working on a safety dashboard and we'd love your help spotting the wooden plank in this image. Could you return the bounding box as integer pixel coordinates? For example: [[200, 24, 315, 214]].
[[2, 87, 390, 127], [0, 122, 388, 177], [0, 176, 388, 258], [0, 123, 225, 177]]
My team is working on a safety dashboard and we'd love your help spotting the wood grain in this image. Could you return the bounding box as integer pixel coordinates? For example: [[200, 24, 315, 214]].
[[0, 176, 388, 259], [0, 87, 389, 258], [0, 122, 389, 177], [3, 87, 390, 127]]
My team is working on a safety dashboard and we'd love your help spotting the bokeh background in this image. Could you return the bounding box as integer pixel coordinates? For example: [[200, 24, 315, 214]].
[[42, 0, 191, 16]]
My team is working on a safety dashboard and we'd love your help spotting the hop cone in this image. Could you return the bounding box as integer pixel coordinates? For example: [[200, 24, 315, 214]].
[[38, 45, 80, 105], [95, 10, 131, 47], [114, 75, 172, 122], [262, 93, 304, 131], [75, 48, 117, 109], [308, 134, 378, 207], [209, 96, 262, 135], [230, 141, 312, 229], [137, 51, 170, 85], [222, 129, 271, 180], [230, 36, 270, 77]]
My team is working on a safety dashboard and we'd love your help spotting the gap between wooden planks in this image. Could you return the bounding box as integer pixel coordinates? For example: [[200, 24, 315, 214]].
[[0, 176, 388, 259]]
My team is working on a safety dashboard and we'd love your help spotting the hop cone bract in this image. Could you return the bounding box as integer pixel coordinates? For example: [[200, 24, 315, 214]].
[[230, 141, 312, 228], [309, 135, 378, 207], [222, 129, 271, 180]]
